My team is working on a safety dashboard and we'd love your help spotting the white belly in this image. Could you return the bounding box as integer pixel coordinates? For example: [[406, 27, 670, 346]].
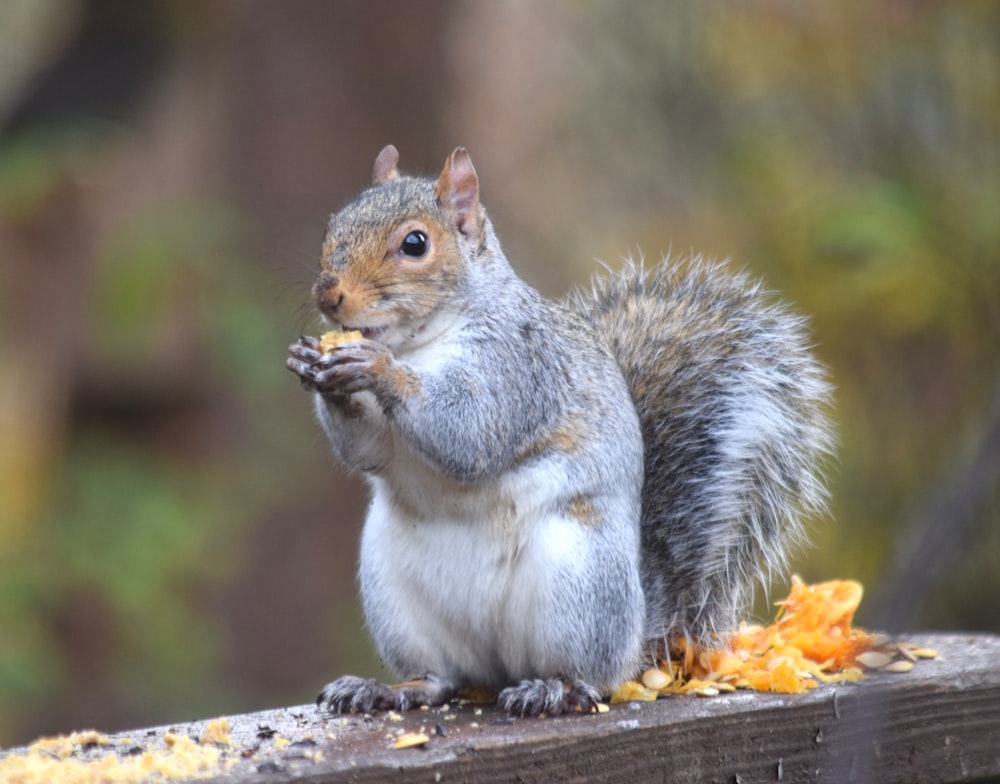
[[358, 458, 585, 687]]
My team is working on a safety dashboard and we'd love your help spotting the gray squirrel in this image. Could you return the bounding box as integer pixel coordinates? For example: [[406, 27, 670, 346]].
[[286, 145, 833, 717]]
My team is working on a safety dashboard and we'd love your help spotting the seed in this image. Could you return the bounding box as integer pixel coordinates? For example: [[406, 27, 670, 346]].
[[883, 660, 914, 673], [696, 687, 720, 697], [596, 702, 610, 714], [714, 682, 737, 693], [910, 647, 939, 659], [393, 732, 430, 749], [641, 668, 672, 691], [855, 651, 893, 669], [897, 645, 917, 662], [870, 633, 892, 647]]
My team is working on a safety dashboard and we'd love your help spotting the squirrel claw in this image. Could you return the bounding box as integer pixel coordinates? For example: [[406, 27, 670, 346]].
[[497, 678, 602, 717], [288, 341, 321, 363], [286, 356, 319, 391], [317, 673, 456, 714], [317, 676, 406, 714]]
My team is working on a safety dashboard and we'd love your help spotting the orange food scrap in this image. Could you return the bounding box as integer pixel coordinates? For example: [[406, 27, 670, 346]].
[[612, 576, 936, 703], [319, 330, 363, 353]]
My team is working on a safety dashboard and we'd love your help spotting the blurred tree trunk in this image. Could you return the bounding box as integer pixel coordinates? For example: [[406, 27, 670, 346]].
[[218, 0, 456, 243]]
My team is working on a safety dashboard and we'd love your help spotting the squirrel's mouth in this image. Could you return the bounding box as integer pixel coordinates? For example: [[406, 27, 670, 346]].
[[345, 325, 387, 342], [320, 314, 389, 342]]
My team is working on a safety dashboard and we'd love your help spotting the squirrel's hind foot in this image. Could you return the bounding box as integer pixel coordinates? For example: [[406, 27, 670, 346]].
[[317, 674, 456, 714], [497, 678, 601, 717]]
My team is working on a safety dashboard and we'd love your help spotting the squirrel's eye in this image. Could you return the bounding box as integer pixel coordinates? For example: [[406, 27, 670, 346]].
[[400, 230, 428, 257]]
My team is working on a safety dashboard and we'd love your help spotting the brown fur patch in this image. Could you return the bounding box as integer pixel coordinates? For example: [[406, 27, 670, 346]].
[[516, 419, 589, 464], [380, 361, 421, 403], [548, 421, 586, 455], [566, 495, 602, 528]]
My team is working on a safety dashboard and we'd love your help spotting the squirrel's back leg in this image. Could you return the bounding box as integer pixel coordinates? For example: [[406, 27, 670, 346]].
[[317, 672, 456, 714], [496, 678, 602, 717]]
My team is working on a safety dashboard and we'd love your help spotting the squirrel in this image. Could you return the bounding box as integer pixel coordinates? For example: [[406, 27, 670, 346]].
[[286, 145, 833, 717]]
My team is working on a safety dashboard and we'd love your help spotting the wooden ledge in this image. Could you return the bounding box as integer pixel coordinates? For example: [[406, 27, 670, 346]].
[[2, 633, 999, 783]]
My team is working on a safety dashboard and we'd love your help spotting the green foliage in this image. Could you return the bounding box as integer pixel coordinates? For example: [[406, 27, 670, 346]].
[[51, 435, 220, 609]]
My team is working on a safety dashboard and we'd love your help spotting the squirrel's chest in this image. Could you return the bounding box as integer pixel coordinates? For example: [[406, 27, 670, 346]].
[[364, 464, 549, 586]]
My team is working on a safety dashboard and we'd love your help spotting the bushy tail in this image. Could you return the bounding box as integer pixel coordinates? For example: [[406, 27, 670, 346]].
[[567, 256, 835, 652]]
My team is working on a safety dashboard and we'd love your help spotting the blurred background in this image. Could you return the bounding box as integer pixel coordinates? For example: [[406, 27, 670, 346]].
[[0, 0, 997, 747]]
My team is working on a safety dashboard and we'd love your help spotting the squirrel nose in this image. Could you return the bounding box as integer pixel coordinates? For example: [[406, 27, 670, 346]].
[[313, 274, 345, 319], [319, 291, 344, 319]]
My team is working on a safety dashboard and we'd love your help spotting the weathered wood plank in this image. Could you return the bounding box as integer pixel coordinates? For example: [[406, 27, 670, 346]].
[[3, 634, 998, 783]]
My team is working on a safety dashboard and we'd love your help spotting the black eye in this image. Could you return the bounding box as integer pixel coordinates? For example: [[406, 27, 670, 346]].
[[400, 230, 428, 257]]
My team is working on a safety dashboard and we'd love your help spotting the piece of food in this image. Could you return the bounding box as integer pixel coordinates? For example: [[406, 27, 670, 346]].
[[0, 728, 235, 783], [609, 681, 658, 704], [855, 651, 893, 669], [640, 667, 672, 690], [393, 732, 430, 750], [198, 718, 231, 746], [319, 329, 364, 353], [611, 576, 938, 703]]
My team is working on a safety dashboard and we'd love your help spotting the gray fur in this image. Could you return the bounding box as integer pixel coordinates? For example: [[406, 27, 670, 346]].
[[567, 257, 835, 654]]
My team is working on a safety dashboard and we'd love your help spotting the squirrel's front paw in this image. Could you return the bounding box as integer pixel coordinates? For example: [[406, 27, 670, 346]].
[[287, 337, 407, 400], [497, 678, 602, 717], [286, 336, 326, 393]]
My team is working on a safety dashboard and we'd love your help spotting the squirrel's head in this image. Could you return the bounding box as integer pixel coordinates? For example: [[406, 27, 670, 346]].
[[313, 145, 485, 346]]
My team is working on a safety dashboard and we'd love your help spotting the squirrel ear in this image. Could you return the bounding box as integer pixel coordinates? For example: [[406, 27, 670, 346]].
[[435, 147, 481, 237], [372, 145, 400, 184]]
